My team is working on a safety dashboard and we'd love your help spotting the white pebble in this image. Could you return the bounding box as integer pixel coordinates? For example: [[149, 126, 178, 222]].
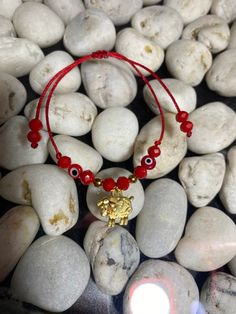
[[143, 78, 196, 115], [13, 2, 65, 48], [131, 5, 183, 49], [200, 272, 236, 314], [187, 102, 236, 154], [229, 20, 236, 49], [0, 37, 44, 77], [86, 167, 145, 222], [64, 9, 116, 56], [84, 221, 140, 295], [182, 15, 230, 54], [0, 72, 27, 124], [175, 206, 236, 271], [206, 49, 236, 97], [48, 134, 103, 174], [136, 178, 187, 258], [123, 260, 199, 314], [81, 58, 137, 109], [24, 93, 97, 137], [0, 116, 48, 170], [211, 0, 236, 23], [166, 39, 212, 86], [164, 0, 212, 24], [220, 146, 236, 214], [29, 50, 81, 95], [133, 113, 187, 179], [0, 0, 22, 19], [84, 0, 142, 26], [11, 235, 90, 312], [115, 27, 164, 76], [0, 15, 16, 37], [0, 205, 39, 283], [0, 164, 79, 236], [92, 107, 139, 162], [179, 153, 226, 207], [44, 0, 85, 25]]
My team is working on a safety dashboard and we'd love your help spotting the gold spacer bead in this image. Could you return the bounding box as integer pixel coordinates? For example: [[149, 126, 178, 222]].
[[129, 175, 137, 183], [94, 177, 103, 187]]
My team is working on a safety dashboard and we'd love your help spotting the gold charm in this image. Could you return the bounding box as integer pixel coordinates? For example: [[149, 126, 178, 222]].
[[97, 187, 133, 227]]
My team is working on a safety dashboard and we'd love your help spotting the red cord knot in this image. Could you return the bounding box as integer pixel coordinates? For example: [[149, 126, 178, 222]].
[[91, 50, 109, 59]]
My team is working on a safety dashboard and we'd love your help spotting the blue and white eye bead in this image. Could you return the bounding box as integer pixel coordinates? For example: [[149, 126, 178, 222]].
[[141, 155, 156, 170], [68, 164, 82, 179]]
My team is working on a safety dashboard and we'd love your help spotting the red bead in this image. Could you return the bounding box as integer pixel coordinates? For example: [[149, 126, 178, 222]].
[[117, 176, 129, 190], [68, 164, 83, 179], [31, 142, 38, 149], [27, 131, 41, 143], [180, 121, 193, 133], [102, 178, 116, 192], [80, 170, 94, 185], [141, 155, 156, 170], [57, 156, 71, 169], [176, 111, 189, 123], [29, 118, 43, 131], [148, 146, 161, 158], [134, 166, 147, 179]]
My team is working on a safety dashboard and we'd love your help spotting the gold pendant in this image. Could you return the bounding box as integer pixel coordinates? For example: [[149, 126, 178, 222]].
[[97, 187, 133, 227]]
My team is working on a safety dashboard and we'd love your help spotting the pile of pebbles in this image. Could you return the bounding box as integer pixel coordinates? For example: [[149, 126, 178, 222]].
[[0, 0, 236, 313]]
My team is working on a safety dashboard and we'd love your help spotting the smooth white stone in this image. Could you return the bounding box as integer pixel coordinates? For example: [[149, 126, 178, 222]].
[[11, 235, 90, 312], [179, 153, 226, 207], [228, 255, 236, 276], [0, 37, 44, 77], [84, 221, 140, 295], [29, 50, 81, 95], [131, 5, 183, 49], [211, 0, 236, 23], [0, 116, 48, 170], [44, 0, 84, 25], [229, 20, 236, 49], [166, 40, 212, 86], [0, 0, 22, 19], [23, 0, 43, 2], [48, 134, 103, 174], [164, 0, 212, 24], [206, 49, 236, 97], [220, 146, 236, 214], [24, 93, 97, 137], [0, 16, 16, 37], [175, 206, 236, 271], [115, 27, 164, 76], [182, 15, 230, 54], [136, 178, 187, 258], [13, 2, 65, 48], [187, 102, 236, 154], [92, 107, 139, 162], [0, 205, 39, 283], [81, 58, 137, 109], [143, 78, 197, 115], [64, 9, 116, 56], [200, 272, 236, 314], [123, 259, 199, 314], [133, 113, 187, 179], [86, 167, 145, 222], [0, 164, 79, 236], [0, 72, 27, 124], [84, 0, 142, 26]]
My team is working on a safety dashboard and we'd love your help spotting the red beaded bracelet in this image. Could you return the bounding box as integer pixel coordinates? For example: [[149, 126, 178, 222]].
[[27, 50, 193, 227]]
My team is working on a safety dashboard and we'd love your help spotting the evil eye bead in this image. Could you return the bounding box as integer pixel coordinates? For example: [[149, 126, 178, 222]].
[[68, 164, 82, 179], [141, 155, 156, 170]]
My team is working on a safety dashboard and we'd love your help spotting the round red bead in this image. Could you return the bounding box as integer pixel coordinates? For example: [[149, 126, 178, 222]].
[[134, 166, 147, 179], [80, 170, 94, 185], [141, 155, 156, 170], [102, 178, 116, 192], [180, 121, 193, 133], [27, 131, 41, 143], [148, 146, 161, 158], [29, 118, 43, 131], [117, 176, 129, 190], [176, 111, 189, 123], [57, 156, 71, 169], [31, 142, 38, 149]]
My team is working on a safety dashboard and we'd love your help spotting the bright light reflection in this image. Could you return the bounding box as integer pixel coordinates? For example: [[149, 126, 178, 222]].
[[130, 282, 170, 314]]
